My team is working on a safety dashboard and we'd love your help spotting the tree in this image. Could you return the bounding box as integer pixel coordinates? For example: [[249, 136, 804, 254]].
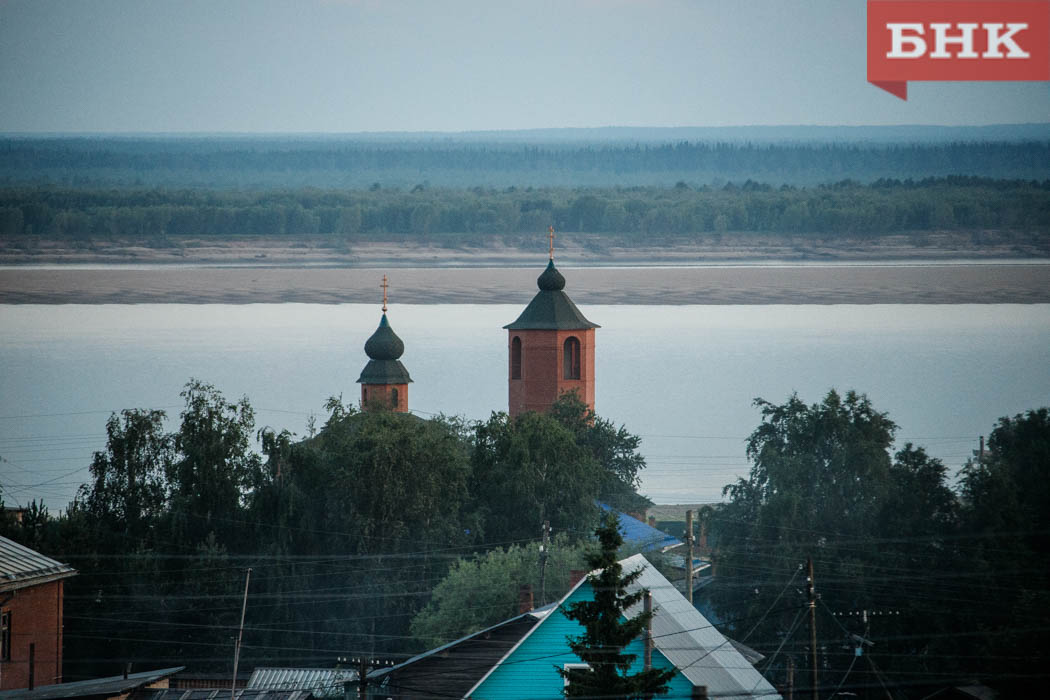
[[710, 390, 964, 688], [548, 392, 652, 514], [410, 535, 591, 646], [958, 408, 1050, 697], [246, 401, 474, 662], [167, 379, 262, 546], [470, 409, 601, 545], [559, 511, 675, 698], [78, 408, 172, 543]]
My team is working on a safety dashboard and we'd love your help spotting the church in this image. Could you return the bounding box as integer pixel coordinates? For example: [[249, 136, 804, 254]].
[[356, 229, 599, 417]]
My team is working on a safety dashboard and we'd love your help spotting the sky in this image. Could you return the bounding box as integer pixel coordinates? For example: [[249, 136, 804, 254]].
[[0, 0, 1048, 133]]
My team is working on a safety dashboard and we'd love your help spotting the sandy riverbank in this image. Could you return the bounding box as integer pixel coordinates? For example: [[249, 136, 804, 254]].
[[2, 261, 1049, 304]]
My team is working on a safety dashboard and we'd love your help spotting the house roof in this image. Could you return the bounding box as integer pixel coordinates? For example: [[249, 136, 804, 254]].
[[503, 261, 599, 331], [0, 667, 184, 700], [369, 603, 555, 684], [619, 554, 780, 698], [598, 503, 683, 553], [137, 690, 313, 700], [246, 668, 356, 698], [466, 554, 780, 699], [0, 535, 76, 593]]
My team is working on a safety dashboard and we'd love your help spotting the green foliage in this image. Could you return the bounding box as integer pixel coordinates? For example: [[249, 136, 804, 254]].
[[78, 409, 171, 543], [957, 408, 1050, 696], [2, 177, 1049, 248], [711, 390, 963, 689], [559, 512, 675, 699], [168, 379, 261, 543], [2, 138, 1049, 189], [410, 535, 590, 646], [470, 409, 601, 544], [549, 393, 651, 514], [3, 380, 653, 677]]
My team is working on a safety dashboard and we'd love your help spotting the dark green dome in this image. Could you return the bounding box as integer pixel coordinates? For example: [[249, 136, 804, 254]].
[[537, 259, 566, 291], [364, 314, 404, 360], [505, 259, 599, 331]]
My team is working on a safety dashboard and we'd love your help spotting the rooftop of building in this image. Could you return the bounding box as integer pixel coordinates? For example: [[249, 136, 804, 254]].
[[0, 535, 76, 593]]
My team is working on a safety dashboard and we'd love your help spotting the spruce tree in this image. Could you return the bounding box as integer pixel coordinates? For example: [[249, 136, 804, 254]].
[[559, 511, 675, 699]]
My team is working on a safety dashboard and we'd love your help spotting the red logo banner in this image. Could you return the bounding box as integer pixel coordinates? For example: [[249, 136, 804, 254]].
[[867, 1, 1050, 99]]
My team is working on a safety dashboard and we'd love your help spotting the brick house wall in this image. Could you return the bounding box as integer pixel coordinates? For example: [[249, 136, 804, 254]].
[[0, 579, 65, 689]]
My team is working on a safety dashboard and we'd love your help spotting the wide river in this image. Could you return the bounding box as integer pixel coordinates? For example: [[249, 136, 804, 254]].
[[2, 303, 1048, 508]]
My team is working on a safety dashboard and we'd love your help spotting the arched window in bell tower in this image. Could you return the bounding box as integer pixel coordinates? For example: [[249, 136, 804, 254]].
[[391, 387, 399, 408], [511, 336, 522, 379], [563, 336, 581, 380]]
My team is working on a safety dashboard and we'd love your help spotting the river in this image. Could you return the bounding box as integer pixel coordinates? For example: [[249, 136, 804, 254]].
[[1, 303, 1048, 508]]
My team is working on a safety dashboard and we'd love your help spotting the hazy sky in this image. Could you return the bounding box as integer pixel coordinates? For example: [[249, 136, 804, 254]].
[[1, 0, 1048, 133]]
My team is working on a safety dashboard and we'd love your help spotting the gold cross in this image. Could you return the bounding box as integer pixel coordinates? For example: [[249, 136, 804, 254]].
[[380, 274, 389, 313], [548, 226, 555, 260]]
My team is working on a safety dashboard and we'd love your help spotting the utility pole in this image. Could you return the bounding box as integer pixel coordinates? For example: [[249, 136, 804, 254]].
[[538, 520, 550, 605], [358, 657, 369, 700], [231, 568, 251, 700], [686, 509, 694, 604], [979, 435, 985, 463], [807, 557, 818, 700], [644, 591, 653, 671]]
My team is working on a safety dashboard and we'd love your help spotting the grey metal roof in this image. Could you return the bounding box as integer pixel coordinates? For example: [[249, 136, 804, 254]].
[[0, 667, 184, 700], [138, 690, 314, 700], [246, 668, 355, 698], [619, 554, 781, 699], [0, 535, 76, 592]]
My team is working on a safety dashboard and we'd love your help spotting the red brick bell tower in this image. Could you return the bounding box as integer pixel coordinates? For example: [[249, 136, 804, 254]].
[[357, 275, 411, 412], [505, 229, 599, 417]]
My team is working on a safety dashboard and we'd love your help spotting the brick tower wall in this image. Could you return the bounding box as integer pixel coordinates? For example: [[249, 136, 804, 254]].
[[361, 383, 409, 413], [508, 328, 595, 417]]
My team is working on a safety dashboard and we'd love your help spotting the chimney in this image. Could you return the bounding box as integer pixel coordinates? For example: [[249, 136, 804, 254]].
[[518, 584, 534, 614], [569, 569, 587, 587]]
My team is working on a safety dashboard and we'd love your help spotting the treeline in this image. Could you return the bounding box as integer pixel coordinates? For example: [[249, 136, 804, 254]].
[[2, 138, 1050, 188], [3, 384, 1048, 696], [3, 177, 1049, 244], [709, 393, 1050, 697], [1, 384, 647, 680]]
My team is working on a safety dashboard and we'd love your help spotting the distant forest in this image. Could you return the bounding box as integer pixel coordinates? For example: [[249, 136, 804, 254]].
[[2, 177, 1048, 244], [2, 137, 1050, 188]]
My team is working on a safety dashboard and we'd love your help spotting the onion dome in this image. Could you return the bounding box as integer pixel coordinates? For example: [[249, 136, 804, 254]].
[[364, 314, 405, 360], [357, 313, 412, 385], [537, 259, 566, 291]]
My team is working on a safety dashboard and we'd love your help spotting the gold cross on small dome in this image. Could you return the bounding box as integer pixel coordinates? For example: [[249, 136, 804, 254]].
[[381, 274, 389, 313], [548, 226, 555, 260]]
